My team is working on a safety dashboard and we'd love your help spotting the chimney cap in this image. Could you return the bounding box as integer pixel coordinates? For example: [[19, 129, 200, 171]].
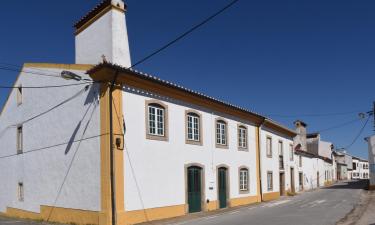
[[74, 0, 127, 31], [294, 120, 307, 127]]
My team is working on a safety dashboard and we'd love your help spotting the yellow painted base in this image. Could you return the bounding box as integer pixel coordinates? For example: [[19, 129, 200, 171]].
[[117, 204, 186, 225], [324, 181, 333, 186], [230, 196, 259, 207], [262, 192, 280, 202], [4, 206, 99, 225], [206, 201, 218, 211]]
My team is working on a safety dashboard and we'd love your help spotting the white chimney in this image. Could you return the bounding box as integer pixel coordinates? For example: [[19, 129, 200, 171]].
[[74, 0, 131, 67]]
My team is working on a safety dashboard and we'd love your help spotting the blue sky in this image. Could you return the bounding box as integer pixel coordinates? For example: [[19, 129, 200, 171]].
[[0, 0, 374, 158]]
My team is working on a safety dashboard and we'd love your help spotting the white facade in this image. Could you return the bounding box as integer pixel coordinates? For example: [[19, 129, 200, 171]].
[[0, 66, 101, 214], [367, 135, 375, 187], [75, 0, 131, 67], [122, 87, 259, 211]]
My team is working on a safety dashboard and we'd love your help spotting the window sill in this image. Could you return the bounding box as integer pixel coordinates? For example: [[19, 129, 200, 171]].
[[239, 189, 250, 194], [146, 134, 168, 142], [186, 140, 203, 146], [238, 147, 249, 151], [216, 144, 228, 149]]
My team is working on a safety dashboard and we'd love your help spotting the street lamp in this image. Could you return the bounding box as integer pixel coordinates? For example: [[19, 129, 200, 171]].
[[60, 71, 82, 81]]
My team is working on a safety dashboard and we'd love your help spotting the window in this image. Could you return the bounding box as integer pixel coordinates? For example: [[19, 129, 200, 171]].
[[353, 163, 357, 170], [278, 141, 284, 170], [289, 144, 294, 161], [186, 112, 201, 144], [266, 136, 272, 157], [299, 155, 302, 167], [146, 101, 168, 141], [17, 126, 23, 154], [238, 125, 247, 149], [299, 172, 303, 186], [216, 119, 227, 147], [239, 168, 249, 192], [18, 182, 24, 202], [17, 86, 22, 105], [267, 172, 273, 191]]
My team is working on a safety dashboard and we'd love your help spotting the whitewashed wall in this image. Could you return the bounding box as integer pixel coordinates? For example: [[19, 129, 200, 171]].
[[0, 67, 101, 213], [259, 128, 295, 194], [369, 136, 375, 186], [122, 87, 259, 211]]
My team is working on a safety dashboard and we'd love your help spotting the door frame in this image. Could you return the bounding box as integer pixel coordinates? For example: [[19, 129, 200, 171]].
[[279, 172, 285, 196], [216, 164, 230, 208], [290, 167, 295, 193], [185, 163, 206, 213]]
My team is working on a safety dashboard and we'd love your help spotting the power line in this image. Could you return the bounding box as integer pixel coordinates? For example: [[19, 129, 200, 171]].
[[342, 115, 371, 150], [266, 110, 366, 118], [0, 82, 94, 89], [313, 117, 365, 133], [130, 0, 240, 68], [0, 65, 62, 78], [0, 63, 61, 76]]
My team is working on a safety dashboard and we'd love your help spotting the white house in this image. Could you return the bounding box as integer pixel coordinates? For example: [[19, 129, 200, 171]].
[[351, 157, 369, 180], [0, 1, 299, 225], [366, 135, 375, 190]]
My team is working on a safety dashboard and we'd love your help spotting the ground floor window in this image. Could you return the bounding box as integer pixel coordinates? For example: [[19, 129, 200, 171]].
[[267, 171, 273, 191], [18, 182, 24, 202]]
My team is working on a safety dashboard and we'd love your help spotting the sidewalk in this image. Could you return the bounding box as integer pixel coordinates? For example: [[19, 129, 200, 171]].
[[336, 189, 375, 225]]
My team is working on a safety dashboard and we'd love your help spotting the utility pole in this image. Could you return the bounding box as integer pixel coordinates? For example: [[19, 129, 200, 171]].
[[373, 101, 375, 133]]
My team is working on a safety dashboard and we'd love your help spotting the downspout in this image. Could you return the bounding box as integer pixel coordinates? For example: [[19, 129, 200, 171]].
[[257, 118, 266, 202]]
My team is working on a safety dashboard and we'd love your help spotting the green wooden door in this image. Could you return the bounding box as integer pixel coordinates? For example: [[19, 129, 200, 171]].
[[218, 167, 227, 208], [187, 166, 202, 213]]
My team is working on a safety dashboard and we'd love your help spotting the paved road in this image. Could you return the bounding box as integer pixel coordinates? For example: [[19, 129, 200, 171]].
[[164, 180, 366, 225], [0, 181, 366, 225]]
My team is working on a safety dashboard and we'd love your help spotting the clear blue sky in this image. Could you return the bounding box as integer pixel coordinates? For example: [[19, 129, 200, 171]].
[[0, 0, 374, 158]]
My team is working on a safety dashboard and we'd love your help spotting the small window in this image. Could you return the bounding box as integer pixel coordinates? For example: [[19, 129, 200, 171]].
[[238, 125, 247, 149], [146, 101, 168, 141], [18, 182, 24, 202], [17, 126, 23, 154], [299, 155, 302, 167], [216, 119, 227, 147], [289, 145, 294, 161], [266, 136, 272, 157], [17, 86, 22, 105], [278, 141, 283, 156], [267, 171, 273, 191], [186, 112, 201, 143], [239, 168, 249, 192]]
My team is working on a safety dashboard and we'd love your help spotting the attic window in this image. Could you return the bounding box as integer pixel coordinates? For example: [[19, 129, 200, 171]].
[[17, 86, 22, 105]]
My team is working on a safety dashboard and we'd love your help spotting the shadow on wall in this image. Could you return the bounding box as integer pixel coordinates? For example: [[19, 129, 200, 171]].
[[323, 180, 368, 190]]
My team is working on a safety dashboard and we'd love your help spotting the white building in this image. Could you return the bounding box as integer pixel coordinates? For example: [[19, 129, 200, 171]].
[[293, 121, 334, 191], [351, 157, 369, 180], [0, 1, 300, 225], [367, 135, 375, 189]]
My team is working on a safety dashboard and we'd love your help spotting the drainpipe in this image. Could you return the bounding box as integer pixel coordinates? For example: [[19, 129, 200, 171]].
[[257, 118, 266, 202]]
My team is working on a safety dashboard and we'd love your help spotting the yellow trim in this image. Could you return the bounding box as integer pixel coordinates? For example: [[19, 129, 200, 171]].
[[324, 181, 333, 186], [262, 192, 280, 202], [206, 201, 218, 211], [23, 63, 93, 71], [117, 204, 186, 225], [4, 206, 99, 225], [75, 5, 125, 35], [99, 82, 125, 225], [230, 196, 258, 207], [255, 126, 262, 202]]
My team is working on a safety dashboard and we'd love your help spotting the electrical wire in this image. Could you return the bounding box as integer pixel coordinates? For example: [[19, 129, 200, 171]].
[[312, 117, 365, 134], [342, 115, 371, 150], [266, 110, 366, 118], [0, 82, 94, 89], [130, 0, 240, 69]]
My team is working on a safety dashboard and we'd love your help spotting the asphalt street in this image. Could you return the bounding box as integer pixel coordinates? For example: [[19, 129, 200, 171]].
[[0, 180, 366, 225]]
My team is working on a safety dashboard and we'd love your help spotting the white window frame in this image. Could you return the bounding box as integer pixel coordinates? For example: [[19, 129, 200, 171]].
[[18, 182, 24, 202], [148, 104, 165, 136], [216, 120, 227, 146], [238, 126, 247, 149], [239, 168, 249, 191], [187, 113, 200, 142], [267, 171, 273, 191], [17, 125, 23, 154], [266, 136, 272, 157]]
